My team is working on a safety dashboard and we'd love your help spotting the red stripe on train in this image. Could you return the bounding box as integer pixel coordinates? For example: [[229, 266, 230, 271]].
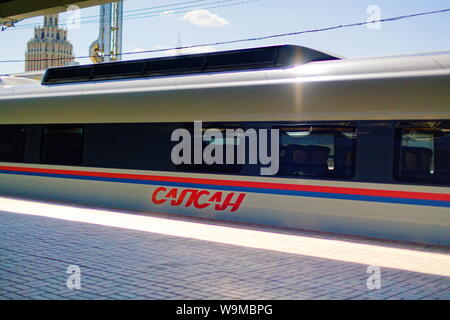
[[0, 165, 449, 202]]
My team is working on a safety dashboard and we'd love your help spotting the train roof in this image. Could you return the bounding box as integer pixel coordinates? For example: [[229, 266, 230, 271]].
[[0, 45, 449, 124], [0, 76, 40, 88], [0, 46, 448, 96], [41, 45, 340, 85]]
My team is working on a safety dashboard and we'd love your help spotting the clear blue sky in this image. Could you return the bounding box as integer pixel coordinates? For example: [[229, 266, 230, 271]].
[[1, 0, 449, 74]]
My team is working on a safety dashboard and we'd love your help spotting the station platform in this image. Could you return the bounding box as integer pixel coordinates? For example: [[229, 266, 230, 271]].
[[0, 195, 448, 300]]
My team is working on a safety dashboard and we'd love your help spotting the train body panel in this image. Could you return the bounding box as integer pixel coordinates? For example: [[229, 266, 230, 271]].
[[1, 51, 450, 124], [0, 162, 449, 245], [0, 46, 449, 245]]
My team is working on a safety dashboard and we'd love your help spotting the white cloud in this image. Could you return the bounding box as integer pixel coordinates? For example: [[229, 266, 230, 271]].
[[181, 9, 229, 27], [161, 10, 175, 16]]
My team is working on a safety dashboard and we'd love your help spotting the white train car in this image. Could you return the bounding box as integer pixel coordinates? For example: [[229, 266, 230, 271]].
[[0, 45, 449, 245]]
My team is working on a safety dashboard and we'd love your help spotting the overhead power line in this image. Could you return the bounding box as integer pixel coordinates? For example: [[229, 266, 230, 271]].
[[71, 0, 261, 26], [13, 0, 215, 27], [3, 0, 253, 30], [0, 7, 449, 64]]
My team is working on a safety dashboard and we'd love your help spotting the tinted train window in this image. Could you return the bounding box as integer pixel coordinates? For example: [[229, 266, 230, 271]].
[[175, 124, 242, 173], [41, 126, 83, 165], [82, 123, 175, 171], [278, 126, 357, 178], [0, 126, 26, 162], [395, 121, 450, 184]]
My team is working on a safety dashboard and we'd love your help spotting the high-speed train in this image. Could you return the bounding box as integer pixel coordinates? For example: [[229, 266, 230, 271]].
[[0, 45, 449, 245]]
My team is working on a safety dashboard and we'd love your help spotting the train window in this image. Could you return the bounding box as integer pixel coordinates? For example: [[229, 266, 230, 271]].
[[395, 121, 450, 184], [0, 126, 26, 162], [82, 123, 176, 171], [175, 124, 242, 174], [278, 126, 357, 178], [41, 126, 83, 165]]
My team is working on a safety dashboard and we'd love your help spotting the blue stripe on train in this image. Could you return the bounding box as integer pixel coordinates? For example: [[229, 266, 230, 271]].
[[1, 169, 450, 208]]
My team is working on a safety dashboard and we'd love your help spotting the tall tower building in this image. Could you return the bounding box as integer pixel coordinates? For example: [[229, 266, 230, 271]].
[[25, 14, 75, 72]]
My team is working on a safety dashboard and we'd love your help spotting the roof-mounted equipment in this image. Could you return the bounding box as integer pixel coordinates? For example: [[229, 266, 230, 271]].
[[41, 45, 339, 85]]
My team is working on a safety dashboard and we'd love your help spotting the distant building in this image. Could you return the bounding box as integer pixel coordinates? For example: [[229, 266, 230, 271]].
[[25, 14, 74, 72]]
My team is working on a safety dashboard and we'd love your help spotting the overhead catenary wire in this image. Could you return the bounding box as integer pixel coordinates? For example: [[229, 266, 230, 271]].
[[0, 7, 449, 64], [3, 0, 253, 30], [66, 0, 261, 26], [8, 0, 218, 27]]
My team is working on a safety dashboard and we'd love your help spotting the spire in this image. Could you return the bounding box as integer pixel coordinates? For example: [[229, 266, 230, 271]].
[[44, 14, 59, 27]]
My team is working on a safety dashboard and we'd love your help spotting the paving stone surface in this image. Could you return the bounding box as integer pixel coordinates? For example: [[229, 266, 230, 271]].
[[0, 204, 449, 300]]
